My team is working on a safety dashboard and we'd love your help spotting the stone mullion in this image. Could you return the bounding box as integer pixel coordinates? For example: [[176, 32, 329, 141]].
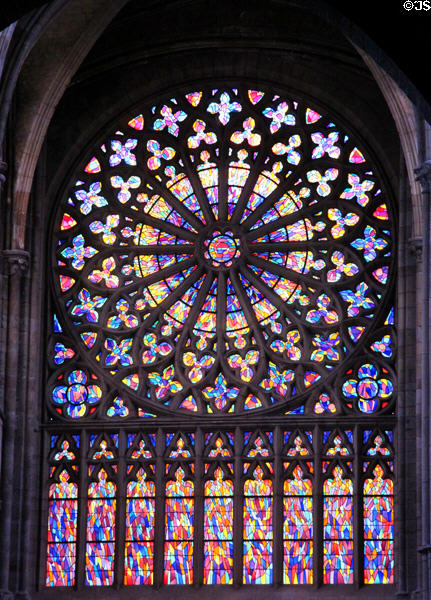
[[313, 424, 323, 589], [114, 429, 127, 588], [193, 427, 204, 586], [154, 428, 165, 588], [76, 429, 88, 590], [272, 425, 283, 586], [233, 426, 243, 586], [353, 424, 363, 588]]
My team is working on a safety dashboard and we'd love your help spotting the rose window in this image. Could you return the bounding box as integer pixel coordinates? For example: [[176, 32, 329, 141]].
[[50, 85, 395, 419]]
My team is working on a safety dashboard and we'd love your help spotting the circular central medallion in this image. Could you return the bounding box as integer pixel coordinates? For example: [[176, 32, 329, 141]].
[[204, 229, 241, 267], [208, 234, 236, 262]]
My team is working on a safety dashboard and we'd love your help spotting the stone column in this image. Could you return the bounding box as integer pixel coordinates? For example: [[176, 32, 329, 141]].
[[0, 249, 30, 599], [395, 155, 419, 599], [0, 160, 8, 486], [414, 160, 431, 600]]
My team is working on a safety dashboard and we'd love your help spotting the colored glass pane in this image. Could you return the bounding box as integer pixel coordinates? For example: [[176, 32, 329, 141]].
[[323, 466, 353, 584], [46, 471, 78, 587], [46, 543, 76, 587], [47, 500, 78, 542], [364, 540, 393, 584], [283, 464, 313, 584], [124, 469, 155, 585], [363, 465, 394, 584], [164, 541, 193, 584], [284, 496, 313, 539], [284, 541, 313, 584], [164, 468, 194, 584], [204, 469, 233, 584], [85, 470, 116, 586], [323, 541, 354, 584], [205, 230, 240, 266], [243, 541, 273, 584], [204, 541, 233, 584], [85, 542, 115, 586], [124, 543, 153, 585], [243, 467, 273, 583]]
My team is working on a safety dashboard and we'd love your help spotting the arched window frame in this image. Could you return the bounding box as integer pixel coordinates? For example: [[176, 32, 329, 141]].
[[42, 81, 397, 592]]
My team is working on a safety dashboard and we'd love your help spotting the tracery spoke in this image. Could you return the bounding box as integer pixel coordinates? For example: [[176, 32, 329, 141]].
[[85, 198, 199, 242], [139, 265, 204, 331], [247, 252, 325, 290], [132, 256, 197, 287], [228, 130, 278, 225], [175, 138, 216, 225], [137, 213, 198, 242], [121, 245, 195, 255], [174, 271, 215, 370], [245, 208, 311, 243], [216, 270, 227, 348], [251, 240, 359, 252], [228, 270, 270, 382], [241, 170, 310, 232], [240, 264, 304, 330], [246, 254, 341, 318], [216, 142, 229, 222], [241, 158, 354, 231], [140, 168, 205, 232]]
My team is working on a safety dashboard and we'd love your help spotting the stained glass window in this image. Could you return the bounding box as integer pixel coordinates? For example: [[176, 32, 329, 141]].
[[363, 430, 394, 584], [85, 435, 117, 585], [164, 434, 195, 584], [124, 462, 155, 585], [45, 85, 396, 588], [283, 432, 314, 584], [46, 435, 80, 587], [204, 432, 234, 584], [243, 433, 274, 584], [323, 464, 354, 584]]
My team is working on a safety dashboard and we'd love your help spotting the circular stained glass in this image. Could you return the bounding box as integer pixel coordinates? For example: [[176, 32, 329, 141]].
[[204, 229, 241, 267], [207, 233, 236, 263], [50, 85, 395, 418]]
